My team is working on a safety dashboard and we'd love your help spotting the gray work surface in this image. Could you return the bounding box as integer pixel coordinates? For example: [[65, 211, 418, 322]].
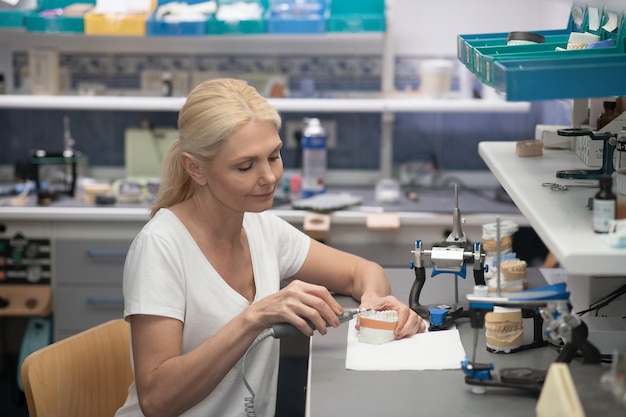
[[7, 185, 519, 214], [306, 268, 612, 417], [274, 185, 520, 213]]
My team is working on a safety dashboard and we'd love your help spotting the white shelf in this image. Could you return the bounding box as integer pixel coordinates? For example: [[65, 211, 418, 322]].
[[2, 31, 387, 55], [0, 95, 531, 113], [479, 141, 626, 276]]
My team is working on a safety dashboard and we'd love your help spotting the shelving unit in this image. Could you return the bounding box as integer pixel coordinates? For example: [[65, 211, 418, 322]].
[[459, 1, 626, 101], [465, 1, 626, 318], [479, 142, 626, 318], [0, 12, 531, 178], [0, 95, 530, 113], [479, 142, 625, 276]]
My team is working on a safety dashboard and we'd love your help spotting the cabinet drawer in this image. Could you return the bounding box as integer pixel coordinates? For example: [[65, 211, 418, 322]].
[[54, 239, 130, 285], [54, 287, 124, 334]]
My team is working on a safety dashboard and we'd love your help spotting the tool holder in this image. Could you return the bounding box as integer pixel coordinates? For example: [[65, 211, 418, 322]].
[[556, 128, 616, 179]]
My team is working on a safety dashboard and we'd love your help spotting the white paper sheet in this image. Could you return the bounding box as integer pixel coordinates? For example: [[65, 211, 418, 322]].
[[345, 319, 466, 371]]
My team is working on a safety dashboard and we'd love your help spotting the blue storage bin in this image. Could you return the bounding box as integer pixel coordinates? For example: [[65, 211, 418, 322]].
[[457, 3, 626, 99], [147, 0, 213, 36], [326, 0, 385, 33], [206, 0, 267, 35], [266, 0, 326, 34], [25, 0, 95, 33]]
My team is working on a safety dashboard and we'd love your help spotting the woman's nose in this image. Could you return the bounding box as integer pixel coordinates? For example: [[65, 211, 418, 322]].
[[258, 163, 278, 184]]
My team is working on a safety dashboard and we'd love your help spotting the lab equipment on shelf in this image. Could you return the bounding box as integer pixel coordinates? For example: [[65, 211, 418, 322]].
[[555, 128, 618, 180]]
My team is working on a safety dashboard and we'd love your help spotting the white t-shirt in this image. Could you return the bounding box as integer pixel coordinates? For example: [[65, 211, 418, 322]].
[[115, 209, 310, 417]]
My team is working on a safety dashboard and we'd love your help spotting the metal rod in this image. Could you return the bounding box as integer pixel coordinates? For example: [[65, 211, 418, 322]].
[[496, 216, 501, 297]]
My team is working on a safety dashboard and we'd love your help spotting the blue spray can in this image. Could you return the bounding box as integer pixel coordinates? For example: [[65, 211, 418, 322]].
[[301, 118, 327, 198]]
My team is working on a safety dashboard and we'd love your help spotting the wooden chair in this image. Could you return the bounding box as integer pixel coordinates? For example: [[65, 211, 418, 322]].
[[21, 319, 133, 417]]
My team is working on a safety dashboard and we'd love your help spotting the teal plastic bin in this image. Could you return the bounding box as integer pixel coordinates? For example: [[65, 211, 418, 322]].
[[0, 8, 31, 28], [25, 0, 95, 33], [457, 3, 580, 73], [206, 0, 267, 35], [494, 53, 626, 101], [326, 0, 385, 33], [457, 3, 626, 99]]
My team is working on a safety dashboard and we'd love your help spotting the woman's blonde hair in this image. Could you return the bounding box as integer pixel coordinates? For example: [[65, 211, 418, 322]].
[[150, 78, 282, 217]]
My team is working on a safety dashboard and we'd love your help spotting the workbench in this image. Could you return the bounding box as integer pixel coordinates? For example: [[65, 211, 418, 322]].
[[305, 268, 616, 417], [0, 186, 528, 341]]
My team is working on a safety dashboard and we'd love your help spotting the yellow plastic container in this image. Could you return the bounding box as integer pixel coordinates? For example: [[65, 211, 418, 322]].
[[84, 12, 149, 36]]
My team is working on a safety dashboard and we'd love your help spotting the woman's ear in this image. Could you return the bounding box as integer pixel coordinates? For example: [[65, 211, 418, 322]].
[[181, 152, 206, 185]]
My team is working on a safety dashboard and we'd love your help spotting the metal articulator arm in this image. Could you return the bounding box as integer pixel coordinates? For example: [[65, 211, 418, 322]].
[[542, 300, 602, 364], [409, 239, 429, 321]]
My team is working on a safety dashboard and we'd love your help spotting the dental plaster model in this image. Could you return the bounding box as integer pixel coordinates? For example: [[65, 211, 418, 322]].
[[358, 310, 398, 345], [488, 259, 528, 293], [484, 307, 524, 353]]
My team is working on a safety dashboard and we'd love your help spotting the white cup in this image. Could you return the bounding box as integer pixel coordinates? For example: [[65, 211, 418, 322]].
[[419, 59, 453, 98]]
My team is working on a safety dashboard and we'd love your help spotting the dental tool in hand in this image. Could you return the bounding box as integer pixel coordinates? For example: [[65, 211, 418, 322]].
[[242, 308, 371, 415], [271, 308, 371, 338]]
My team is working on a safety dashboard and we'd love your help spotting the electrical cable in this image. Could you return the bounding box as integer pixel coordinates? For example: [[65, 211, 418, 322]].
[[576, 283, 626, 316], [240, 311, 361, 415], [241, 328, 274, 417]]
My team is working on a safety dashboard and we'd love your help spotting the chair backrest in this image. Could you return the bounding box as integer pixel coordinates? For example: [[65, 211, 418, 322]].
[[21, 319, 133, 417]]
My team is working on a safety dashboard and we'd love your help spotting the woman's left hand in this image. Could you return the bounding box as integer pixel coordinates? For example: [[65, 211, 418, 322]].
[[358, 295, 426, 339]]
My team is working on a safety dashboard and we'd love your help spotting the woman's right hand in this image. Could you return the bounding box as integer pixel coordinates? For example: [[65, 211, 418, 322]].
[[249, 280, 345, 336]]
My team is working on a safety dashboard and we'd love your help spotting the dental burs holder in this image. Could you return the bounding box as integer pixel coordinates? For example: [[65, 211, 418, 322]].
[[408, 184, 486, 331], [556, 128, 617, 180]]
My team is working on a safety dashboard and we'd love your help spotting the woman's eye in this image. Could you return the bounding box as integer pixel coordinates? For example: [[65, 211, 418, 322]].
[[238, 164, 253, 171]]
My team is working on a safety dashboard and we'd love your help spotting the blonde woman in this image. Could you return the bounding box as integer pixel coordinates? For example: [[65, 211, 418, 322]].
[[115, 78, 424, 417]]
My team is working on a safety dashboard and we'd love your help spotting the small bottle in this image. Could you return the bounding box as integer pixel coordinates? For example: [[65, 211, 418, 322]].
[[593, 175, 616, 233], [289, 174, 302, 202], [596, 100, 618, 131], [161, 72, 173, 97], [301, 118, 327, 198], [615, 131, 626, 220]]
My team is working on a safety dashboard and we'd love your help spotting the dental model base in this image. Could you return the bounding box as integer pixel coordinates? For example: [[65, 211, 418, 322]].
[[484, 306, 548, 354], [409, 184, 486, 331], [358, 310, 398, 345], [461, 283, 602, 395]]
